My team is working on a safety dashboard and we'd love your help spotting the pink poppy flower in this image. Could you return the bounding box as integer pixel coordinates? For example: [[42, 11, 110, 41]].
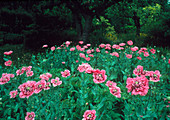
[[0, 73, 11, 84], [149, 70, 161, 82], [93, 69, 107, 84], [133, 65, 146, 76], [126, 54, 132, 59], [96, 48, 100, 52], [126, 76, 149, 96], [112, 44, 120, 49], [169, 59, 170, 64], [86, 44, 91, 47], [110, 52, 119, 57], [83, 110, 96, 120], [119, 43, 126, 46], [57, 47, 61, 49], [150, 49, 156, 54], [9, 90, 18, 98], [76, 60, 79, 63], [51, 77, 62, 87], [4, 51, 13, 55], [61, 70, 70, 78], [25, 112, 35, 120], [79, 41, 84, 44], [131, 47, 138, 51], [18, 81, 36, 99], [99, 44, 105, 48], [62, 62, 65, 64], [88, 54, 94, 57], [4, 60, 12, 66], [85, 67, 94, 74], [106, 81, 117, 88], [26, 71, 34, 77], [80, 48, 85, 51], [85, 57, 90, 61], [83, 45, 88, 49], [105, 51, 108, 53], [77, 63, 92, 73], [43, 82, 51, 90], [42, 45, 48, 48], [79, 53, 85, 58], [70, 47, 75, 51], [144, 52, 149, 57], [137, 56, 142, 60], [39, 73, 52, 81], [65, 41, 70, 46], [24, 66, 32, 72], [109, 86, 121, 98], [105, 44, 111, 50], [76, 45, 81, 50], [86, 49, 91, 54], [51, 46, 55, 51], [127, 40, 133, 45], [16, 69, 25, 76], [34, 80, 46, 94]]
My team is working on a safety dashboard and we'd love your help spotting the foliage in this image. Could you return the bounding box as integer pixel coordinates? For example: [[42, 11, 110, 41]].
[[0, 40, 170, 119]]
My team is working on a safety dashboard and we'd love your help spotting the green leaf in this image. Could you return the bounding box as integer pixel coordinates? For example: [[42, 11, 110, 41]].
[[3, 58, 8, 61]]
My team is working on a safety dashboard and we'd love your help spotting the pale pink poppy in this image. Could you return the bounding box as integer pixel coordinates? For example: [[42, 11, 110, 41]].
[[42, 45, 48, 48], [51, 46, 55, 51], [126, 76, 149, 96], [61, 70, 70, 78], [70, 47, 75, 51], [4, 51, 13, 55], [99, 44, 105, 48], [127, 40, 133, 45], [18, 81, 36, 99], [93, 69, 107, 84], [79, 41, 83, 44], [26, 71, 34, 77], [34, 80, 46, 94], [4, 60, 12, 66], [109, 86, 121, 98], [51, 77, 62, 87], [9, 90, 18, 98], [83, 110, 96, 120], [25, 112, 35, 120]]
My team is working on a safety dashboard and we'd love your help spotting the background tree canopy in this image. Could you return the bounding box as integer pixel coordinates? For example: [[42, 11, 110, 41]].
[[0, 0, 169, 50]]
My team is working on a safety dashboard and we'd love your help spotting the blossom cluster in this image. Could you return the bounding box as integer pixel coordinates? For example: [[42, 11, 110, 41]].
[[126, 65, 161, 96]]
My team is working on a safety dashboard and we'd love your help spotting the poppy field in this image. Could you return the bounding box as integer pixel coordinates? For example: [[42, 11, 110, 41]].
[[0, 40, 170, 120]]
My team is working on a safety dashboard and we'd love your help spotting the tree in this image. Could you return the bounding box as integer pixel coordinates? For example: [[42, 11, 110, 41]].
[[60, 0, 127, 43]]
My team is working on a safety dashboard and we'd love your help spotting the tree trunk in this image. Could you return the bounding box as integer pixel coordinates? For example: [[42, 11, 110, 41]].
[[81, 14, 93, 43], [74, 14, 82, 41], [133, 12, 140, 36]]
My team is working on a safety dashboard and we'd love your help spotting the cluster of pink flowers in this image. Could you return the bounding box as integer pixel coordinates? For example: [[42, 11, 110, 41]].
[[39, 73, 52, 81], [16, 66, 34, 77], [77, 63, 93, 74], [79, 53, 91, 61], [0, 73, 15, 84], [82, 110, 96, 120], [106, 81, 121, 98], [127, 65, 161, 96], [110, 52, 119, 57], [133, 65, 161, 82], [25, 112, 35, 120], [17, 72, 63, 98]]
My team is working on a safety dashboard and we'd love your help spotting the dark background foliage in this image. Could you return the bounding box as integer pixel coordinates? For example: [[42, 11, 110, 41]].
[[0, 0, 169, 50]]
